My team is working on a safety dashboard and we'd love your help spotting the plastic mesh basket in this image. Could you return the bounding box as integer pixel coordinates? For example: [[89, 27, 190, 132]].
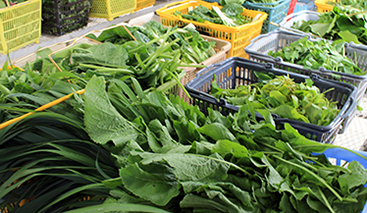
[[185, 57, 357, 143], [156, 0, 267, 58], [42, 0, 91, 36], [242, 0, 291, 34], [0, 0, 41, 54], [244, 30, 367, 131], [89, 0, 136, 21]]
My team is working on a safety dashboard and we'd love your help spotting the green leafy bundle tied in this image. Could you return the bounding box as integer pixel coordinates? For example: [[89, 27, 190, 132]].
[[268, 36, 366, 75], [211, 73, 340, 126]]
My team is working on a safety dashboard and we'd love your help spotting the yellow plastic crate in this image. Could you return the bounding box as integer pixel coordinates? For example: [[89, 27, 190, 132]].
[[89, 0, 136, 21], [0, 0, 41, 54], [315, 0, 336, 12], [156, 0, 267, 58], [135, 0, 155, 11]]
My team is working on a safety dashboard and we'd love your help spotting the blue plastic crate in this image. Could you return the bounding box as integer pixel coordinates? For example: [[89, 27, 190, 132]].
[[242, 0, 291, 34], [293, 0, 315, 13], [317, 148, 367, 213]]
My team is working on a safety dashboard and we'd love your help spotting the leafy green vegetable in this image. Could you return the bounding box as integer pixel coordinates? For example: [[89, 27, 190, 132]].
[[2, 76, 367, 213], [210, 73, 339, 126], [89, 21, 217, 65], [173, 4, 251, 27], [268, 36, 366, 75], [291, 5, 367, 45]]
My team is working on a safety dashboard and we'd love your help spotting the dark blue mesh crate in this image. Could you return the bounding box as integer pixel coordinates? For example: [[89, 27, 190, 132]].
[[185, 57, 357, 143]]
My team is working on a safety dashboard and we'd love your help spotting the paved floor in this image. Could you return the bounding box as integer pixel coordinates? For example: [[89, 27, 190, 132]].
[[334, 96, 367, 151]]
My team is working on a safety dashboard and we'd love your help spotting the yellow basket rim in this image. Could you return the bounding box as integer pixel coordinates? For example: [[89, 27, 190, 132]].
[[314, 0, 335, 10], [156, 0, 268, 33]]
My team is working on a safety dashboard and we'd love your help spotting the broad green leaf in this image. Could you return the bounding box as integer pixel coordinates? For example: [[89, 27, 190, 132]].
[[310, 23, 332, 37], [338, 161, 367, 194], [72, 42, 128, 67], [119, 162, 180, 206], [212, 140, 249, 159], [132, 151, 230, 182], [270, 105, 310, 123], [84, 76, 140, 146], [198, 123, 238, 143], [338, 30, 361, 44]]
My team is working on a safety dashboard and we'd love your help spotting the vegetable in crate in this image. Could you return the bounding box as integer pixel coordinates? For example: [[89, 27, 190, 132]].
[[218, 0, 278, 5], [291, 5, 367, 45], [210, 73, 340, 126], [173, 3, 251, 27], [87, 21, 217, 65], [268, 36, 366, 75], [332, 0, 367, 10]]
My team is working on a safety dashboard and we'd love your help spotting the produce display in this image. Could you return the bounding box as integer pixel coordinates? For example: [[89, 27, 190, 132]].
[[1, 2, 367, 213], [268, 36, 366, 75], [210, 73, 340, 126], [291, 5, 367, 45], [1, 77, 367, 212], [173, 3, 251, 27], [88, 21, 217, 65], [0, 23, 217, 123]]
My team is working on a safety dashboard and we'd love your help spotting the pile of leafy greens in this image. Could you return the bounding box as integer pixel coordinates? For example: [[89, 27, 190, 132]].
[[331, 0, 367, 10], [210, 73, 340, 126], [291, 5, 367, 45], [219, 0, 278, 5], [173, 3, 251, 27], [1, 75, 367, 213], [268, 36, 366, 75], [1, 23, 215, 124], [87, 21, 217, 65]]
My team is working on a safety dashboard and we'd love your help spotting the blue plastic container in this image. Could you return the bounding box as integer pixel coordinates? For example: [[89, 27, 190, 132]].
[[242, 0, 291, 33], [293, 0, 315, 13]]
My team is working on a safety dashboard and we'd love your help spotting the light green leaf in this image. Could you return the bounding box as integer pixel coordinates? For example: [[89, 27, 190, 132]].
[[198, 123, 238, 142], [338, 30, 361, 44], [72, 42, 128, 67], [84, 76, 140, 146], [119, 162, 180, 206], [132, 151, 230, 182]]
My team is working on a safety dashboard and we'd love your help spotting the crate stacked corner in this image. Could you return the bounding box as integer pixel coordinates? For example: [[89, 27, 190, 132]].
[[42, 0, 91, 36]]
